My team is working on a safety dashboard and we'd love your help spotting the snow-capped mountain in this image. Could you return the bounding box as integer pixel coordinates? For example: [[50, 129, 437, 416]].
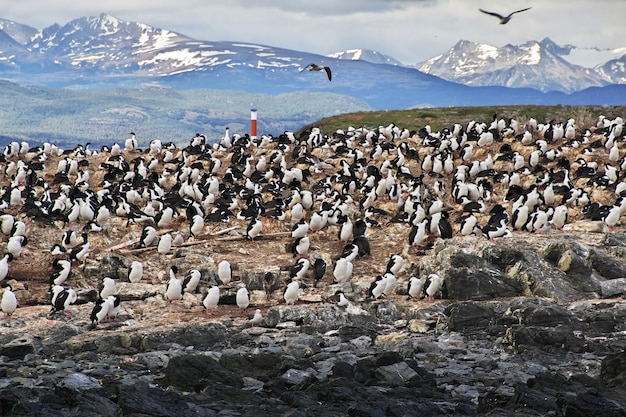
[[0, 18, 38, 45], [328, 49, 403, 66], [0, 14, 625, 110], [595, 55, 626, 85], [416, 38, 612, 93]]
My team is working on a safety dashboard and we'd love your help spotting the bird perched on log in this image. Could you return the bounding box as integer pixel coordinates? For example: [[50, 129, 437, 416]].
[[479, 7, 531, 24], [300, 63, 332, 81]]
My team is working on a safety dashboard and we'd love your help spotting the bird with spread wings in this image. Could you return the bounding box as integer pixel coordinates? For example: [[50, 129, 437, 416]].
[[300, 63, 332, 81], [479, 7, 531, 24]]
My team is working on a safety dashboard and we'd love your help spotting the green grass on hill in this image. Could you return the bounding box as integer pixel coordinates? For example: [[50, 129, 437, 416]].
[[298, 105, 626, 135]]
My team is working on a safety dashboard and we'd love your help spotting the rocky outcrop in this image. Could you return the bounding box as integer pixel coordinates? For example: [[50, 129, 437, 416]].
[[2, 232, 626, 416]]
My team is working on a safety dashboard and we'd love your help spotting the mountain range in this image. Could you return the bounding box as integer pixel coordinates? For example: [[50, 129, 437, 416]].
[[0, 14, 625, 146], [412, 38, 626, 93]]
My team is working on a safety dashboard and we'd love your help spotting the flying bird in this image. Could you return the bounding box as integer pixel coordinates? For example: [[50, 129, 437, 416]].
[[300, 63, 332, 81], [479, 7, 531, 24]]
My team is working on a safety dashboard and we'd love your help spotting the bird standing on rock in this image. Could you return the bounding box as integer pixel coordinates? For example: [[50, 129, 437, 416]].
[[98, 277, 116, 299], [249, 309, 263, 326], [202, 286, 220, 315], [50, 285, 77, 315], [369, 275, 387, 300], [236, 285, 250, 311], [1, 284, 17, 319], [128, 261, 143, 283], [284, 280, 300, 305], [300, 63, 332, 81], [182, 269, 201, 294], [218, 260, 232, 287], [165, 266, 182, 303], [407, 276, 424, 300], [424, 273, 443, 303]]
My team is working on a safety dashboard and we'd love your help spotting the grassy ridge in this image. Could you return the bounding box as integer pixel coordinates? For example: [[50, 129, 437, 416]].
[[299, 105, 626, 135]]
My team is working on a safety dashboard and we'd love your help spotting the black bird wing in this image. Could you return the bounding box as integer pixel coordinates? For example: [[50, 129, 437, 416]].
[[323, 66, 332, 81], [510, 7, 531, 16], [479, 8, 505, 19]]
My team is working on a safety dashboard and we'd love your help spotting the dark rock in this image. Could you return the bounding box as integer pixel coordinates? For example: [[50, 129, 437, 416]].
[[332, 361, 354, 378], [557, 390, 626, 417], [0, 334, 37, 360], [375, 361, 419, 386], [542, 241, 600, 295], [161, 353, 240, 392], [117, 382, 200, 417], [599, 278, 626, 298], [140, 322, 229, 351], [445, 253, 524, 300], [219, 350, 284, 380], [446, 301, 496, 331], [600, 349, 626, 387], [264, 305, 319, 328], [588, 247, 626, 279], [503, 324, 586, 353], [481, 245, 526, 271], [505, 297, 581, 327]]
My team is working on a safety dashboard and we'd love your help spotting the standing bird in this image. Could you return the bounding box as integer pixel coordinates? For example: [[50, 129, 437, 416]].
[[263, 271, 278, 301], [138, 226, 158, 248], [407, 276, 424, 300], [312, 256, 327, 287], [182, 269, 201, 294], [6, 235, 26, 258], [424, 273, 443, 302], [90, 297, 110, 326], [128, 261, 143, 283], [369, 275, 387, 300], [165, 266, 183, 303], [386, 254, 404, 275], [300, 63, 332, 81], [246, 217, 263, 241], [236, 285, 250, 311], [99, 277, 116, 300], [202, 286, 220, 315], [292, 236, 310, 258], [382, 272, 398, 297], [50, 285, 77, 315], [283, 280, 300, 305], [50, 259, 71, 286], [1, 285, 17, 319], [290, 257, 310, 280], [69, 232, 90, 263], [217, 260, 232, 286], [249, 308, 263, 327], [479, 7, 531, 24], [106, 295, 121, 321], [157, 233, 172, 255], [0, 253, 12, 282], [333, 257, 353, 284], [336, 290, 351, 308]]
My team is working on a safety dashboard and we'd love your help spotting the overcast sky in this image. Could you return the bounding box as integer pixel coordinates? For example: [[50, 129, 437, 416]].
[[3, 0, 625, 67]]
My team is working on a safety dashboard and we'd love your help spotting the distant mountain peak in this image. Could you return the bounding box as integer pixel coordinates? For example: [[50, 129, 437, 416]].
[[417, 38, 610, 93], [328, 48, 404, 66]]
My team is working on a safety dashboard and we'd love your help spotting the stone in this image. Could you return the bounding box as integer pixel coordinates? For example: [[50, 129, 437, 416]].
[[58, 372, 102, 392], [0, 334, 36, 360], [446, 301, 496, 331], [375, 361, 419, 386], [599, 278, 626, 298]]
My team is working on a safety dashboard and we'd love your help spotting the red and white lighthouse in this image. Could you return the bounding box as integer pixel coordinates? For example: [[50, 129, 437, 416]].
[[250, 108, 257, 140]]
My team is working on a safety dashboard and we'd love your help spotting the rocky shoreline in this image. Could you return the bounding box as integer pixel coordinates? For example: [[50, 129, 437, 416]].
[[2, 232, 626, 417]]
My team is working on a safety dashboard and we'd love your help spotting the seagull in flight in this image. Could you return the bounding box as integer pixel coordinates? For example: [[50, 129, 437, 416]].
[[300, 63, 332, 81], [479, 7, 531, 24]]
